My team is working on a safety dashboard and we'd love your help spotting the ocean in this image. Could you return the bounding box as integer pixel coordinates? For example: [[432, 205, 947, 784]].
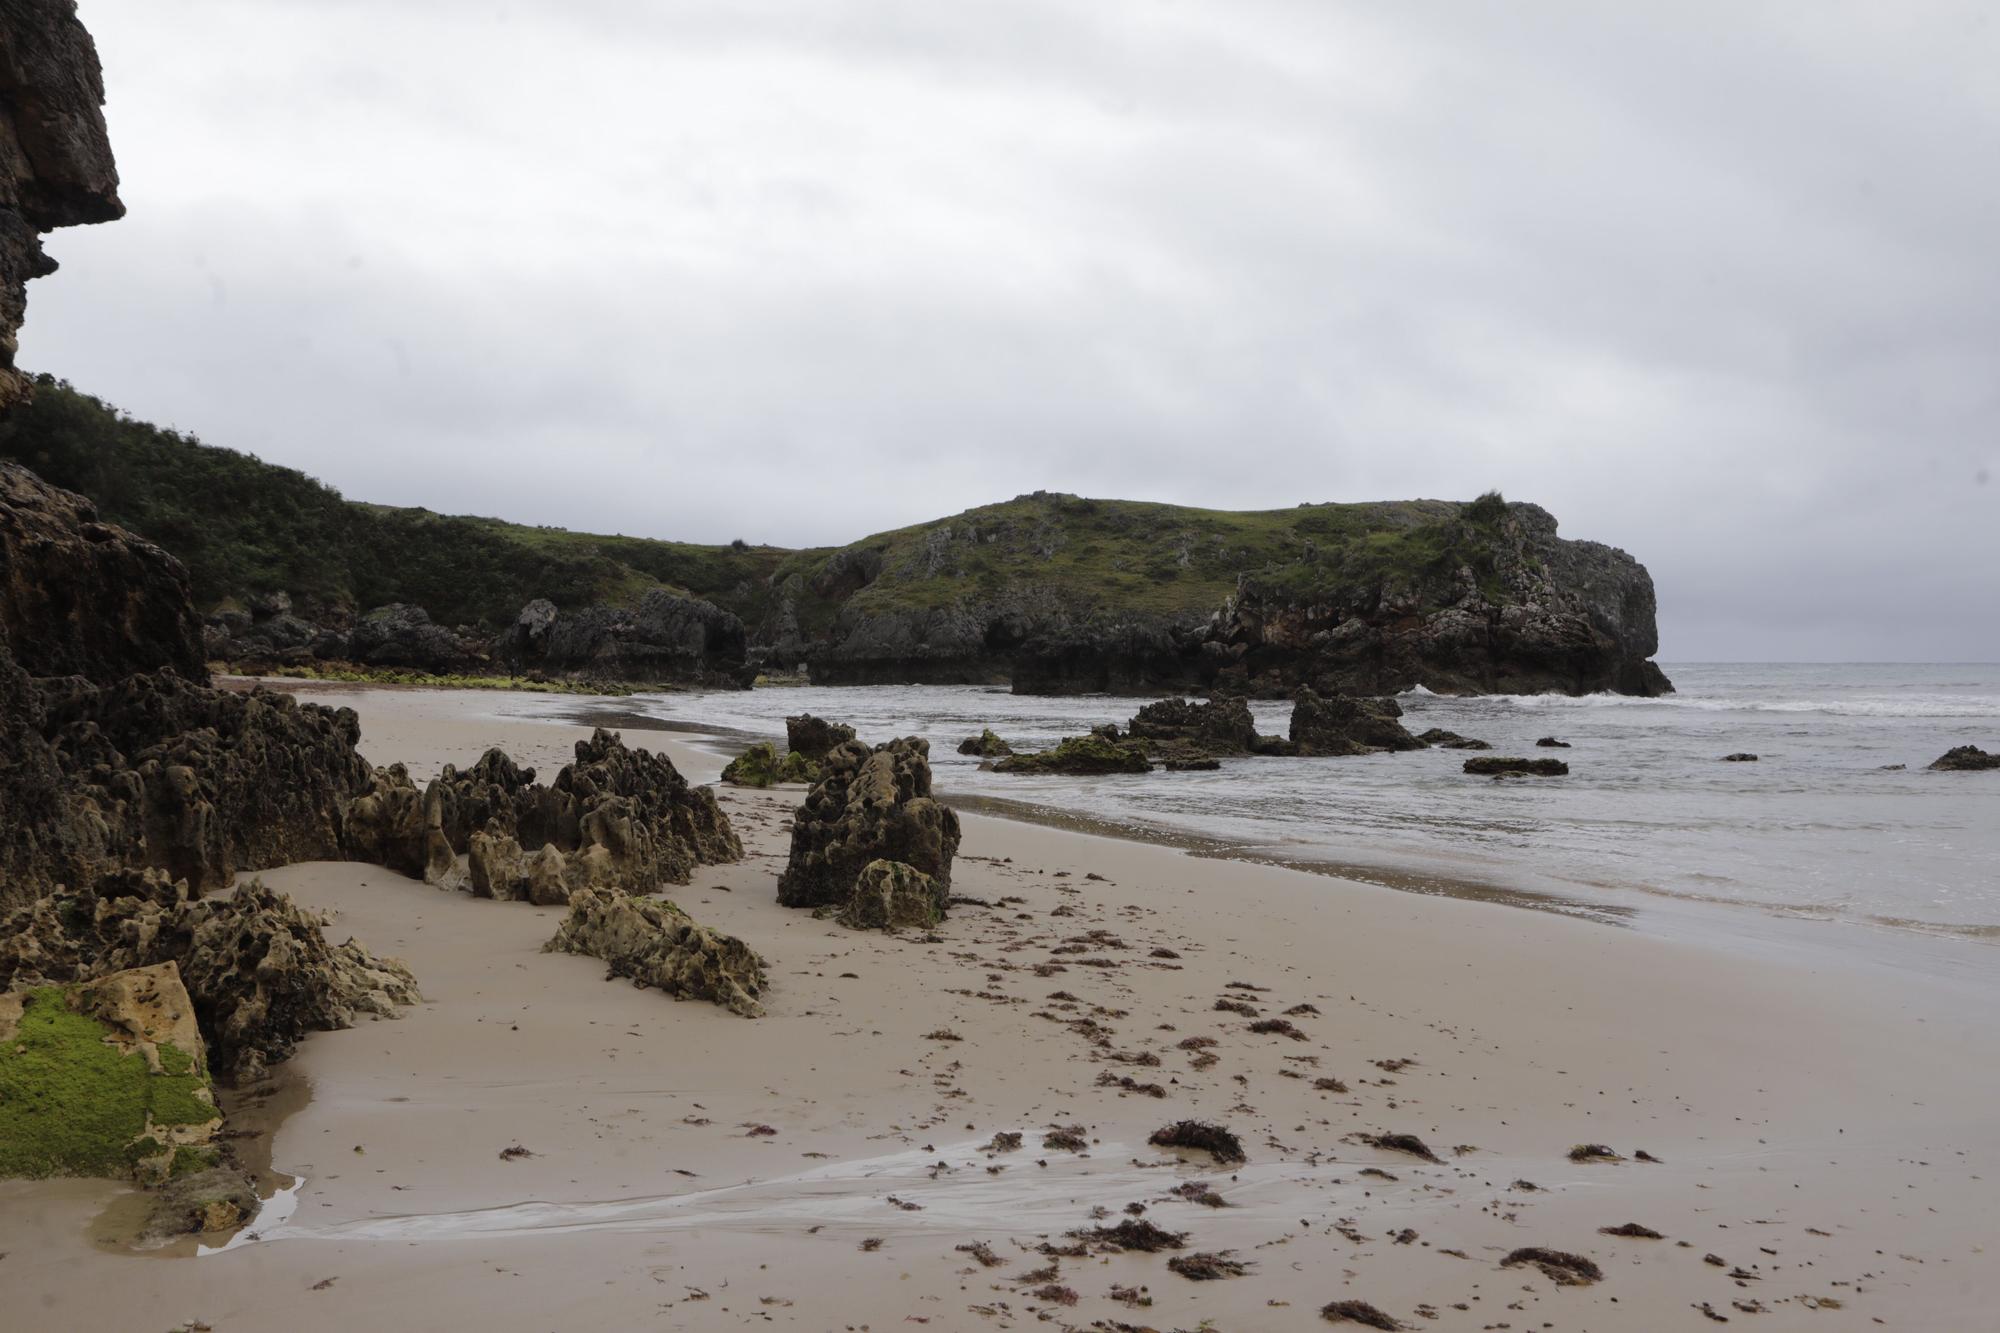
[[548, 664, 2000, 971]]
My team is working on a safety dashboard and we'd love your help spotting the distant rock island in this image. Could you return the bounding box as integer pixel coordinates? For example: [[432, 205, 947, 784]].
[[0, 382, 1669, 697]]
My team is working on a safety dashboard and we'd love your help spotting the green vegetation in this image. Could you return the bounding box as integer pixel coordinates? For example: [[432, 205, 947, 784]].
[[1, 379, 1519, 638], [720, 741, 820, 787], [0, 988, 216, 1180], [223, 662, 647, 696], [993, 733, 1154, 775]]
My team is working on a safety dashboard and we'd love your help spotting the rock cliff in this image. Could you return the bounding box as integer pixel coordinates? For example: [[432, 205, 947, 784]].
[[0, 0, 123, 410]]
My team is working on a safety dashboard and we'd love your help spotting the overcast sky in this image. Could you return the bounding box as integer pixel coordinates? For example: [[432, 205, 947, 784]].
[[23, 1, 1999, 660]]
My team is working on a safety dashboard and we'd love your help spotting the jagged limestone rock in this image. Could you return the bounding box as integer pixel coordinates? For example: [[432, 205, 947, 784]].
[[1125, 697, 1257, 754], [1929, 745, 2000, 771], [1288, 688, 1422, 757], [0, 872, 418, 1079], [777, 737, 960, 910], [0, 962, 220, 1182], [836, 859, 946, 932], [544, 887, 765, 1017]]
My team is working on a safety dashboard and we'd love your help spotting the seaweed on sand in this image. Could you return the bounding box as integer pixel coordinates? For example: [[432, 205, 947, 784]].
[[1149, 1119, 1246, 1164]]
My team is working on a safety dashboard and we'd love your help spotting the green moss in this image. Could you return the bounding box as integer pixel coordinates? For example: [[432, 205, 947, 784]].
[[993, 734, 1154, 775], [169, 1145, 221, 1177], [0, 989, 213, 1179], [721, 742, 820, 788], [224, 663, 646, 696]]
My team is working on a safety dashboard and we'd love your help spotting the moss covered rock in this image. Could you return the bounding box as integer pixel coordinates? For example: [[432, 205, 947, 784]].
[[993, 733, 1154, 775], [836, 859, 946, 932], [956, 729, 1014, 758], [721, 741, 820, 788], [0, 962, 220, 1182]]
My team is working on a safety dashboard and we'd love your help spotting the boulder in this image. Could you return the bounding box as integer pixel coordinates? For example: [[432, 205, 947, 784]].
[[1464, 756, 1569, 777], [957, 728, 1014, 757], [786, 712, 856, 761], [1535, 737, 1571, 748], [721, 740, 819, 787], [1289, 688, 1422, 756], [1722, 752, 1759, 763], [1417, 727, 1490, 750], [0, 961, 220, 1182], [544, 887, 765, 1017], [836, 859, 947, 932], [777, 737, 961, 910], [1928, 745, 2000, 772], [993, 733, 1154, 774], [467, 829, 529, 900]]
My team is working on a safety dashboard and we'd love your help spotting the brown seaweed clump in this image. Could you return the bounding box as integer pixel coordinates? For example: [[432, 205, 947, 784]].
[[1501, 1247, 1604, 1285], [1075, 1218, 1188, 1253], [1599, 1222, 1664, 1239], [1568, 1143, 1623, 1163], [1321, 1299, 1404, 1329], [1168, 1251, 1250, 1280], [1149, 1119, 1246, 1165], [1358, 1131, 1442, 1163]]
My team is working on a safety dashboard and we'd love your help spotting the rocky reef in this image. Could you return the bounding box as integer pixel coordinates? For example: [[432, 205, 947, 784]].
[[1929, 745, 1999, 772], [721, 740, 819, 788], [545, 887, 766, 1018], [994, 730, 1155, 775], [777, 736, 961, 912], [345, 728, 742, 900]]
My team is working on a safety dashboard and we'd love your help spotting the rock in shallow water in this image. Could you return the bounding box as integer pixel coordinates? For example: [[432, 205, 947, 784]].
[[1290, 688, 1422, 756], [1464, 756, 1569, 777], [1929, 745, 2000, 771]]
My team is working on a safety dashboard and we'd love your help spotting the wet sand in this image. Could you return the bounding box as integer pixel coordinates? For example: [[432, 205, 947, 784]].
[[2, 685, 1996, 1331]]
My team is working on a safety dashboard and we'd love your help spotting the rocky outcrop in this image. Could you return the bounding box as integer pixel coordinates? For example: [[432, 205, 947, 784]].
[[347, 602, 483, 672], [0, 961, 220, 1182], [345, 729, 741, 900], [1, 461, 205, 681], [777, 737, 960, 911], [786, 712, 855, 761], [1125, 696, 1258, 754], [18, 671, 368, 901], [499, 588, 749, 686], [1464, 756, 1569, 777], [0, 0, 124, 411], [836, 859, 946, 932], [994, 732, 1154, 775], [0, 871, 418, 1079], [721, 741, 818, 788], [544, 887, 765, 1017], [1929, 745, 1999, 771], [957, 728, 1014, 757], [1289, 688, 1422, 757]]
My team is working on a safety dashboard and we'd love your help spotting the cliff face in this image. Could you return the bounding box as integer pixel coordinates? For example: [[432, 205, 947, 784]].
[[0, 460, 207, 682], [0, 0, 123, 409]]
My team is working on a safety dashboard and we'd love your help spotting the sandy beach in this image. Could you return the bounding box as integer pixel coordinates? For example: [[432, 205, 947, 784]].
[[3, 684, 1995, 1332]]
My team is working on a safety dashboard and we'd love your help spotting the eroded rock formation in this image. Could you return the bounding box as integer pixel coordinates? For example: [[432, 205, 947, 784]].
[[777, 736, 960, 911], [499, 589, 749, 686], [0, 871, 418, 1078], [1288, 688, 1422, 757], [545, 887, 765, 1017], [836, 858, 947, 932], [786, 712, 855, 761]]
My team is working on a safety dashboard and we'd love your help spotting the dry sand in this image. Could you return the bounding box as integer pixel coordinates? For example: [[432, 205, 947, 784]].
[[3, 684, 1996, 1332]]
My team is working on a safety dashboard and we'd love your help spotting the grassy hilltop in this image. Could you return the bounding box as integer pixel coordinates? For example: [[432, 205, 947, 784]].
[[0, 377, 1498, 635]]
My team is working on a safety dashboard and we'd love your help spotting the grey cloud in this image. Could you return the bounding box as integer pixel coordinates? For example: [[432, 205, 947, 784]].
[[19, 0, 1999, 658]]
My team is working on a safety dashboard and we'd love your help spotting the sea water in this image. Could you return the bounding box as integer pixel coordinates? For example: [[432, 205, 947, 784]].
[[555, 664, 1999, 962]]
